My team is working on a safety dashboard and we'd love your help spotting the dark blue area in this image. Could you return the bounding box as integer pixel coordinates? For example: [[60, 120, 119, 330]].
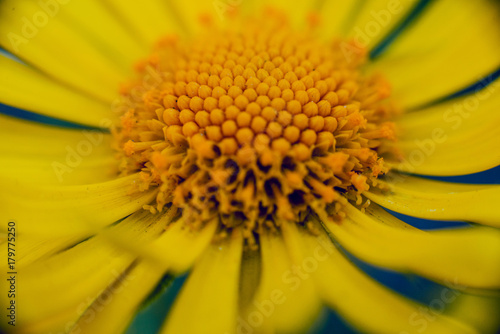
[[384, 208, 471, 230], [411, 67, 500, 110], [308, 307, 358, 334], [341, 247, 444, 306], [370, 0, 434, 59], [423, 164, 500, 185], [0, 47, 23, 63], [125, 274, 187, 334], [433, 67, 500, 103], [0, 102, 104, 131]]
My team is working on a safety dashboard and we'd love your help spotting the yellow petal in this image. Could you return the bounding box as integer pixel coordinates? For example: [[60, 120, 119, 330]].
[[447, 294, 500, 334], [0, 0, 126, 102], [103, 211, 218, 274], [346, 0, 420, 49], [243, 228, 321, 333], [295, 221, 478, 334], [104, 0, 183, 45], [318, 0, 365, 38], [71, 261, 166, 334], [1, 209, 167, 333], [161, 229, 243, 334], [0, 114, 116, 185], [324, 204, 500, 288], [56, 0, 144, 72], [15, 234, 84, 269], [0, 174, 157, 236], [393, 80, 500, 175], [366, 175, 500, 227], [0, 57, 114, 128], [371, 0, 500, 109]]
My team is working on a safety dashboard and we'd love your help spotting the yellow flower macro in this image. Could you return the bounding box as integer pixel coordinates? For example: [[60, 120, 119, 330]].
[[1, 0, 500, 333]]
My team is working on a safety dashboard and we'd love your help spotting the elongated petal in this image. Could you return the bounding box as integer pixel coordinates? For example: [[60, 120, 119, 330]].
[[103, 212, 218, 274], [55, 0, 144, 72], [0, 0, 126, 102], [242, 229, 321, 333], [393, 80, 500, 175], [0, 57, 114, 128], [104, 0, 182, 45], [15, 234, 84, 269], [447, 294, 500, 334], [71, 261, 166, 334], [1, 210, 168, 333], [371, 0, 500, 109], [161, 230, 243, 334], [0, 114, 116, 185], [318, 0, 367, 38], [0, 174, 157, 235], [293, 222, 478, 334], [346, 0, 420, 49], [366, 175, 500, 227], [323, 204, 500, 288]]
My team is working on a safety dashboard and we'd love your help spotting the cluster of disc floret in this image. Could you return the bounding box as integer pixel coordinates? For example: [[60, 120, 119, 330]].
[[113, 12, 396, 246]]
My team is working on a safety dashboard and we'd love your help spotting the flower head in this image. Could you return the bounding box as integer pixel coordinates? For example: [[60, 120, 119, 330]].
[[114, 12, 396, 249]]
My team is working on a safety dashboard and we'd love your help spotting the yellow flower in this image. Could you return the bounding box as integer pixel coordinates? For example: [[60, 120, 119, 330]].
[[1, 1, 500, 334]]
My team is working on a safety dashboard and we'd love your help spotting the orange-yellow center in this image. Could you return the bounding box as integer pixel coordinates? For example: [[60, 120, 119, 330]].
[[113, 11, 397, 247]]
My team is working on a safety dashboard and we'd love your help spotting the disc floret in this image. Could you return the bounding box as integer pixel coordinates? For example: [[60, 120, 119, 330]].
[[113, 12, 396, 246]]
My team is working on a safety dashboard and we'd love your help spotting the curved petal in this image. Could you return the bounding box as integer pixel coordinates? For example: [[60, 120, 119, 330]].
[[0, 174, 157, 235], [56, 0, 145, 72], [15, 234, 85, 269], [71, 260, 166, 334], [104, 0, 183, 45], [366, 175, 500, 227], [447, 294, 500, 334], [242, 229, 321, 333], [346, 0, 420, 49], [318, 0, 368, 38], [0, 0, 126, 103], [0, 114, 116, 185], [0, 57, 114, 128], [371, 0, 500, 109], [160, 229, 243, 334], [323, 204, 500, 288], [392, 80, 500, 175], [103, 212, 218, 274], [287, 221, 477, 334], [0, 210, 167, 333]]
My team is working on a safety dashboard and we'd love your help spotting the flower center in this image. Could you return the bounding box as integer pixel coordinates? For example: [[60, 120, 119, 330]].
[[113, 10, 396, 247]]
